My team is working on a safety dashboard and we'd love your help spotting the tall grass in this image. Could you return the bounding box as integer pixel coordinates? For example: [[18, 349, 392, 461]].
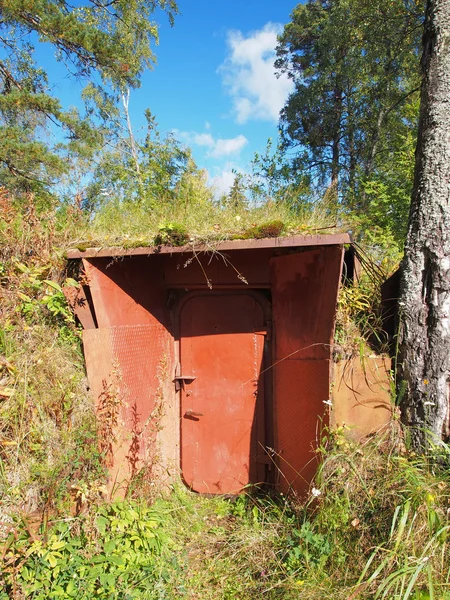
[[0, 192, 104, 520], [3, 415, 450, 599]]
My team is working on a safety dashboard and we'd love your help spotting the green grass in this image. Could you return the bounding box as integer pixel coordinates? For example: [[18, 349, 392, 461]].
[[70, 195, 341, 250], [2, 429, 450, 599]]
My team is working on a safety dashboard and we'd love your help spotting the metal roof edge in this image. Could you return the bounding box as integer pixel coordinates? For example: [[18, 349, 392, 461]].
[[66, 233, 352, 259]]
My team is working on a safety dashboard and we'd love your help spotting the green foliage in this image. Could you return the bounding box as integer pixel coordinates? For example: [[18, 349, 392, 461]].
[[154, 223, 189, 246], [222, 172, 248, 210], [84, 184, 337, 249], [13, 260, 79, 341], [284, 521, 332, 573], [84, 104, 197, 211], [0, 194, 103, 513], [241, 219, 286, 239], [313, 427, 450, 599], [349, 95, 419, 250], [249, 138, 312, 209], [276, 0, 423, 250], [0, 0, 177, 197], [1, 500, 168, 599]]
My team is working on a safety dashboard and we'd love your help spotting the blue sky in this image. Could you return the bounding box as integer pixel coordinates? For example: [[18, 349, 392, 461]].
[[47, 0, 299, 196]]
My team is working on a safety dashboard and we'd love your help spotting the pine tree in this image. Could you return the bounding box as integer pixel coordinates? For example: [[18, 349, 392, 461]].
[[0, 0, 177, 196]]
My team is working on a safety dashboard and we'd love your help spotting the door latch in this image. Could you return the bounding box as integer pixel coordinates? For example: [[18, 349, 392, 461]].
[[174, 375, 196, 392], [174, 363, 196, 391], [184, 410, 203, 420]]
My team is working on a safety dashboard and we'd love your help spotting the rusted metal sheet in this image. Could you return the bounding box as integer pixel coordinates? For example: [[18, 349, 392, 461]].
[[332, 355, 392, 438], [179, 292, 267, 494], [83, 257, 169, 328], [67, 233, 352, 259], [272, 359, 330, 495], [270, 246, 344, 495], [163, 248, 274, 288], [82, 324, 172, 489], [270, 246, 344, 361]]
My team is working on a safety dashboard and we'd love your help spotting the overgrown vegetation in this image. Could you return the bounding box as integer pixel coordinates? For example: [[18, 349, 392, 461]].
[[1, 0, 448, 597], [1, 195, 449, 599], [2, 423, 450, 599], [0, 192, 104, 521]]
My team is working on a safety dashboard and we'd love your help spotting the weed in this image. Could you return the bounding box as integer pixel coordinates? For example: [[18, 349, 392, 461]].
[[85, 194, 340, 251], [0, 193, 104, 520], [0, 500, 168, 599], [154, 222, 189, 246], [96, 372, 123, 469]]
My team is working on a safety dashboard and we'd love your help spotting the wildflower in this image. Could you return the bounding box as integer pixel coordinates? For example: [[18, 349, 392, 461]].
[[311, 487, 321, 498], [235, 215, 241, 221]]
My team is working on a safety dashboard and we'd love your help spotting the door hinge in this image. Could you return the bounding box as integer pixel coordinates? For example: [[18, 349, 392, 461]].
[[253, 321, 272, 341]]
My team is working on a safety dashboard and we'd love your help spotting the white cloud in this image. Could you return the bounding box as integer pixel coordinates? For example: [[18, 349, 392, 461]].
[[210, 169, 236, 197], [192, 132, 215, 148], [210, 134, 248, 158], [175, 129, 248, 158], [219, 23, 294, 124]]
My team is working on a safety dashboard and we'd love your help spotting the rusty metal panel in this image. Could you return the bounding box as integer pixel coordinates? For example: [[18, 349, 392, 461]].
[[64, 284, 97, 329], [179, 293, 266, 494], [67, 233, 352, 259], [332, 355, 392, 439], [83, 257, 168, 328], [82, 324, 172, 487], [163, 249, 273, 288], [273, 359, 330, 495], [270, 246, 344, 495], [270, 246, 344, 361]]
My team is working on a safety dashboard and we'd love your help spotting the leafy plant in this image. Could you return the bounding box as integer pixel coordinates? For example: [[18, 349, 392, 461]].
[[154, 223, 189, 246], [1, 500, 169, 599]]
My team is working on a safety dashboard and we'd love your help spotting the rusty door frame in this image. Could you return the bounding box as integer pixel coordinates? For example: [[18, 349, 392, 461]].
[[172, 288, 274, 488]]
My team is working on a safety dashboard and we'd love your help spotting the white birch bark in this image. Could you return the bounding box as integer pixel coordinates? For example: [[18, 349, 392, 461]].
[[399, 0, 450, 448]]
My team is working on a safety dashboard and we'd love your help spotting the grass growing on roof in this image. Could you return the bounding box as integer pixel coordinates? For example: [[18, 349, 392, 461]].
[[77, 195, 341, 250]]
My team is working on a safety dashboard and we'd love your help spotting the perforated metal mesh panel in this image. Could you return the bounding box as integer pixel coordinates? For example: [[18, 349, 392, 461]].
[[273, 359, 330, 495], [82, 324, 172, 480]]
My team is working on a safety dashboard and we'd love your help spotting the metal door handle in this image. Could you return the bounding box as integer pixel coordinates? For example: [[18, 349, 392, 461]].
[[184, 410, 203, 418]]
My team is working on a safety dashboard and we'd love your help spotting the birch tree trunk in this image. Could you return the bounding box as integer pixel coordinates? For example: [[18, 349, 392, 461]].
[[398, 0, 450, 449]]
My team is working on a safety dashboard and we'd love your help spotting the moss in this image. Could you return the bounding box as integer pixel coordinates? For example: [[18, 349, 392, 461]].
[[241, 220, 286, 240], [122, 239, 154, 249]]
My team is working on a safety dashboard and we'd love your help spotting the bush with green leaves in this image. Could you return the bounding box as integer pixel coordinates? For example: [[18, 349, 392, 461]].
[[1, 500, 171, 600]]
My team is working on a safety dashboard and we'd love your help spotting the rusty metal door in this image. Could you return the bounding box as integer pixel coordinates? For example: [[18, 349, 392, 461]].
[[178, 292, 268, 494]]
